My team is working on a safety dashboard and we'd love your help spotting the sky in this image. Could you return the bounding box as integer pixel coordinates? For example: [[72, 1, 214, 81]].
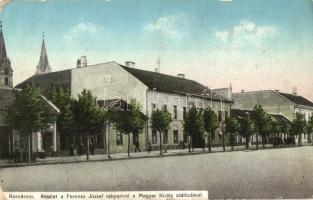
[[0, 0, 313, 100]]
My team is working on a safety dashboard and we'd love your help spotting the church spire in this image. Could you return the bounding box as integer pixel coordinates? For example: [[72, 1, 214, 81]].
[[0, 21, 13, 88], [36, 32, 51, 74], [0, 21, 8, 62]]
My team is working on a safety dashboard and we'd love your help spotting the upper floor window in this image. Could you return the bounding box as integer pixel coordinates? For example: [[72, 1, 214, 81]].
[[225, 111, 228, 120], [4, 69, 9, 75], [173, 105, 178, 120], [218, 111, 222, 122], [162, 104, 167, 111], [151, 103, 157, 113]]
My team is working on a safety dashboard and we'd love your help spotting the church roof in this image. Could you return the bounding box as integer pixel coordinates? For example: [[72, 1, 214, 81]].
[[0, 22, 11, 70], [36, 36, 51, 74]]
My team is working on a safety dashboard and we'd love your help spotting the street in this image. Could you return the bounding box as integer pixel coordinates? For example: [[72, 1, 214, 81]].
[[0, 146, 313, 199]]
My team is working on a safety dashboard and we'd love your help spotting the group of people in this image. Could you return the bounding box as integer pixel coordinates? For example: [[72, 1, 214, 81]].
[[69, 141, 96, 156]]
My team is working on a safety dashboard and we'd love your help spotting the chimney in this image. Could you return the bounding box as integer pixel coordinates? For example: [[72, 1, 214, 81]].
[[177, 74, 185, 78], [77, 59, 81, 68], [241, 90, 245, 93], [292, 87, 297, 96], [155, 68, 159, 73], [125, 61, 135, 68], [80, 56, 87, 67]]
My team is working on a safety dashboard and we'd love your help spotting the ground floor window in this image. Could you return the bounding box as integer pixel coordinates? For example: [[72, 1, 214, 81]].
[[163, 130, 168, 144], [152, 130, 157, 144], [116, 131, 123, 145], [173, 130, 178, 144]]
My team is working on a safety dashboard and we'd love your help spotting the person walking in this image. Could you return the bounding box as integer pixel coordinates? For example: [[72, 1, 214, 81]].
[[134, 135, 141, 153]]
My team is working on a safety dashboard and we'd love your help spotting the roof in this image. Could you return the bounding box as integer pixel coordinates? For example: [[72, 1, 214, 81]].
[[277, 92, 313, 107], [15, 69, 72, 96], [231, 109, 291, 123], [120, 65, 232, 102]]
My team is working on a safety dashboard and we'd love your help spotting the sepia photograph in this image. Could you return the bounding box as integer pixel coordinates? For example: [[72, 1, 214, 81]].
[[0, 0, 313, 199]]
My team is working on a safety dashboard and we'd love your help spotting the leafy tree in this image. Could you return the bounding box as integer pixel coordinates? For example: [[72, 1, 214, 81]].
[[237, 115, 254, 149], [6, 85, 54, 163], [290, 112, 306, 146], [305, 115, 313, 143], [71, 90, 105, 160], [48, 86, 73, 137], [151, 108, 172, 155], [184, 106, 205, 153], [251, 104, 269, 150], [225, 116, 239, 150], [203, 108, 218, 152], [109, 99, 145, 157], [260, 114, 272, 148]]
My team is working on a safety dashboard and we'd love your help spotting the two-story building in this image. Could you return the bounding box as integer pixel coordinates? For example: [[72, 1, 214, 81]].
[[17, 60, 232, 154]]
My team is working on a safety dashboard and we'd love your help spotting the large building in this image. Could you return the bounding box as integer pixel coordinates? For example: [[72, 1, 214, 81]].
[[17, 61, 233, 154], [232, 90, 313, 143]]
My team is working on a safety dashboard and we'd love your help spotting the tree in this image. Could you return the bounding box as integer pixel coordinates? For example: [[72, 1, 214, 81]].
[[225, 116, 239, 151], [48, 86, 73, 138], [305, 115, 313, 143], [6, 85, 54, 163], [184, 106, 205, 153], [251, 104, 269, 150], [151, 108, 172, 155], [109, 99, 145, 157], [290, 112, 306, 146], [71, 90, 105, 160], [237, 115, 254, 149], [203, 108, 218, 152], [260, 114, 272, 148]]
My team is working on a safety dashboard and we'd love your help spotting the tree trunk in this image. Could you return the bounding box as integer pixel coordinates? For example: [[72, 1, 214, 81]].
[[28, 133, 32, 163], [86, 132, 90, 160], [256, 126, 259, 150], [188, 135, 191, 153], [159, 131, 163, 155], [128, 133, 131, 157], [222, 126, 225, 152], [208, 132, 211, 152], [245, 136, 249, 149], [262, 136, 265, 149], [298, 133, 301, 146], [191, 136, 193, 152]]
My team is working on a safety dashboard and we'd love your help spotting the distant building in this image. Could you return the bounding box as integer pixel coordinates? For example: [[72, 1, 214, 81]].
[[17, 61, 232, 154], [232, 90, 313, 143], [0, 22, 13, 88]]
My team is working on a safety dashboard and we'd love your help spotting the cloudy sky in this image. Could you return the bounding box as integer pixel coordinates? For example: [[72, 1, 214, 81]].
[[1, 0, 313, 100]]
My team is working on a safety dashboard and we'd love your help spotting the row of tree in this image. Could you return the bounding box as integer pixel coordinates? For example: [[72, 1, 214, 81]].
[[6, 85, 313, 162]]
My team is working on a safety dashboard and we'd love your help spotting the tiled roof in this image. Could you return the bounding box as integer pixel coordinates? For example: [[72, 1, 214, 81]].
[[278, 92, 313, 107], [231, 109, 291, 123], [120, 65, 231, 102], [15, 70, 71, 96]]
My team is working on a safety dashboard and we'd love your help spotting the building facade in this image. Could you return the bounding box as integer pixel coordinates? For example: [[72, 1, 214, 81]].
[[232, 90, 313, 143], [17, 61, 232, 154]]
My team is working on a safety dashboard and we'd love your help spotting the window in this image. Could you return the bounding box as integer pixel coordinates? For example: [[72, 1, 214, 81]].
[[163, 130, 168, 144], [218, 111, 222, 122], [173, 105, 177, 120], [152, 103, 157, 112], [162, 104, 167, 111], [183, 107, 187, 120], [173, 130, 178, 144], [225, 111, 228, 120], [4, 69, 9, 75], [152, 130, 157, 144], [4, 77, 8, 86], [116, 131, 123, 145]]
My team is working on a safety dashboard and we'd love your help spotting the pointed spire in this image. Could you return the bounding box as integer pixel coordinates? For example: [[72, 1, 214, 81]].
[[36, 32, 51, 74], [0, 21, 8, 61]]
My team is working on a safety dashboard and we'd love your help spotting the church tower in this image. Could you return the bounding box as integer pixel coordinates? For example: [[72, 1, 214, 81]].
[[0, 21, 13, 88], [36, 33, 51, 74]]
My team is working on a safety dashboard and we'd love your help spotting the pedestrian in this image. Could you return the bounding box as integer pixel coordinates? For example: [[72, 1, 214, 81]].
[[78, 143, 84, 157], [134, 136, 141, 153]]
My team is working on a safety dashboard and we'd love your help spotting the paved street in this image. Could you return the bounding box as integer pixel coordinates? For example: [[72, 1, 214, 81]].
[[0, 146, 312, 199]]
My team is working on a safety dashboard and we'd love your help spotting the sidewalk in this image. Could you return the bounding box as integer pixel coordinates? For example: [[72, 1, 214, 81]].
[[0, 144, 306, 168]]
